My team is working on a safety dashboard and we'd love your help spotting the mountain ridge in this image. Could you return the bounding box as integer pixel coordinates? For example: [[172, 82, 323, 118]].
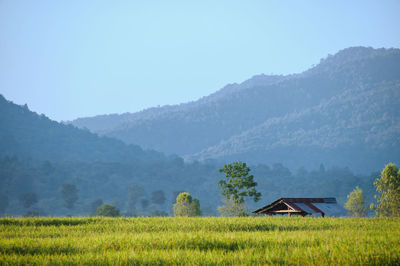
[[0, 95, 165, 163], [70, 46, 400, 172]]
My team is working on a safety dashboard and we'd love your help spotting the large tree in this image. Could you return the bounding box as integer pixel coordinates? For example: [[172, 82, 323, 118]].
[[372, 163, 400, 217], [218, 161, 261, 204], [345, 186, 367, 217]]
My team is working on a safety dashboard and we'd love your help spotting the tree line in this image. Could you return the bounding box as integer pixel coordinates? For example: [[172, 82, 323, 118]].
[[1, 156, 398, 217]]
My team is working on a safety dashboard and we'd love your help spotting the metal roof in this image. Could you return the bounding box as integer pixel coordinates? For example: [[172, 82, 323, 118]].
[[294, 203, 319, 214], [312, 203, 346, 217], [253, 197, 346, 217]]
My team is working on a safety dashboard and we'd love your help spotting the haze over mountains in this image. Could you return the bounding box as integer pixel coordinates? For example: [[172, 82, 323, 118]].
[[1, 46, 398, 216], [0, 92, 377, 216], [71, 47, 400, 173]]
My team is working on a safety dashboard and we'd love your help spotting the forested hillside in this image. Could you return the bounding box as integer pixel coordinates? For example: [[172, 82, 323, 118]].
[[191, 82, 400, 171], [70, 47, 400, 172], [0, 95, 163, 163], [0, 96, 219, 215], [0, 94, 381, 217]]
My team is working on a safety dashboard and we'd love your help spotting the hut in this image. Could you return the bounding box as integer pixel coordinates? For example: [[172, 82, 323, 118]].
[[253, 197, 346, 217]]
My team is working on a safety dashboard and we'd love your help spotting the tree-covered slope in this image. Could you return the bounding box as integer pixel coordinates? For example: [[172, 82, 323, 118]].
[[189, 81, 400, 172], [0, 95, 164, 162], [70, 47, 400, 171], [0, 95, 381, 217]]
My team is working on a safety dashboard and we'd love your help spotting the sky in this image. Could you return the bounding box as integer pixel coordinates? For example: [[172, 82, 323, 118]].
[[1, 0, 399, 121]]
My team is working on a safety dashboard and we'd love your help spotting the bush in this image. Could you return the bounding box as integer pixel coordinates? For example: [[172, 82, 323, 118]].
[[173, 192, 201, 217], [97, 203, 120, 217]]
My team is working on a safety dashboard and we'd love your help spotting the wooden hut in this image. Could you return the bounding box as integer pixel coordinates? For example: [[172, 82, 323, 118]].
[[253, 198, 345, 217]]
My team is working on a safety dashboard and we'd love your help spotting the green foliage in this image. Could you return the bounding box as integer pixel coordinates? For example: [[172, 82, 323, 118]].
[[345, 186, 367, 217], [0, 156, 378, 217], [191, 199, 202, 216], [96, 203, 120, 217], [217, 198, 248, 217], [372, 163, 400, 217], [18, 192, 38, 209], [1, 217, 400, 265], [61, 184, 79, 210], [218, 161, 261, 204], [173, 192, 201, 217]]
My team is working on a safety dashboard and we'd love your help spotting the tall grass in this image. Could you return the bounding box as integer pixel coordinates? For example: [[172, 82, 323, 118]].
[[1, 217, 399, 265]]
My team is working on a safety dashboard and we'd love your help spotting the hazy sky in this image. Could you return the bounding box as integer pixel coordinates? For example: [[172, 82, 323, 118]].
[[1, 0, 399, 121]]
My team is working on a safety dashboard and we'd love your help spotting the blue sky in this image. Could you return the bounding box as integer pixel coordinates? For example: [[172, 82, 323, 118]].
[[1, 0, 399, 121]]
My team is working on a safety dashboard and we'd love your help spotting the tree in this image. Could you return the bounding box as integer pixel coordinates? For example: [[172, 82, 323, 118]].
[[18, 192, 38, 209], [218, 161, 261, 204], [97, 203, 120, 217], [128, 184, 143, 211], [151, 190, 166, 206], [173, 192, 201, 217], [191, 198, 202, 216], [372, 163, 400, 217], [172, 191, 184, 203], [345, 186, 367, 217], [61, 183, 79, 209]]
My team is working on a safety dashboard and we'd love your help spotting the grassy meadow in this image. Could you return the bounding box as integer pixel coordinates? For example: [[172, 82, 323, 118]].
[[1, 217, 399, 265]]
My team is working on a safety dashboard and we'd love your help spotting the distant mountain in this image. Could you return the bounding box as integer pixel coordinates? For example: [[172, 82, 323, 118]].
[[191, 82, 400, 171], [1, 47, 394, 217], [0, 95, 164, 162], [70, 47, 400, 172]]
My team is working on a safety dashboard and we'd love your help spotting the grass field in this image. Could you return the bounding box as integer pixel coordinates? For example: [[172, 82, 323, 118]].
[[1, 217, 399, 265]]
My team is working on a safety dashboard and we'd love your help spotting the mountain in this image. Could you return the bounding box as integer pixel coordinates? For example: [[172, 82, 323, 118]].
[[1, 46, 394, 216], [192, 82, 400, 171], [0, 95, 164, 162], [70, 46, 400, 172]]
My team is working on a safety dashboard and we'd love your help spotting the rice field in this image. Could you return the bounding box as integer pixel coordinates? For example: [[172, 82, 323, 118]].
[[1, 217, 399, 265]]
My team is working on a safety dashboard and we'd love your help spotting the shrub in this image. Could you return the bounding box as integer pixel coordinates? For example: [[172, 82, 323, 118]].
[[97, 203, 120, 217]]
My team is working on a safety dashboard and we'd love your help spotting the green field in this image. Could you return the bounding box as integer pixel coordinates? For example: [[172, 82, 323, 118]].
[[1, 217, 399, 265]]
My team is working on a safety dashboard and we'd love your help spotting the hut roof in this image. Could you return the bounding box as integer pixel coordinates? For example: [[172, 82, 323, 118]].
[[253, 197, 346, 217]]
